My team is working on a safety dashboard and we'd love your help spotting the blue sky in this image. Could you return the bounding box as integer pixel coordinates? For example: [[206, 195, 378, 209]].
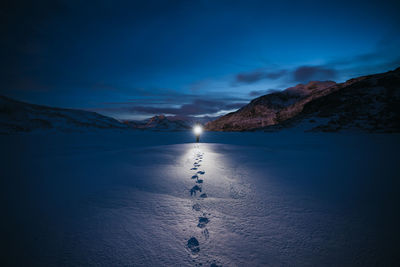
[[1, 0, 400, 120]]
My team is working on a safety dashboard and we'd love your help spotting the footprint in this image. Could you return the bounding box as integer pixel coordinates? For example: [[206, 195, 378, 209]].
[[190, 185, 202, 196], [191, 168, 198, 170], [202, 228, 209, 240], [196, 179, 203, 184], [187, 237, 200, 254], [192, 203, 201, 211], [197, 217, 209, 228], [192, 174, 198, 179], [200, 193, 208, 198], [197, 171, 205, 175]]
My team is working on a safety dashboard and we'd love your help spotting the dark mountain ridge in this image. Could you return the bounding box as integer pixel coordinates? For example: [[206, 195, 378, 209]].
[[123, 115, 214, 131], [0, 95, 128, 134]]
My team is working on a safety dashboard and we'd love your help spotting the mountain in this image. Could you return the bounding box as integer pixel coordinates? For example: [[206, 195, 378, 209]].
[[0, 95, 128, 134], [270, 67, 400, 132], [206, 80, 337, 131], [124, 115, 215, 131], [206, 67, 400, 132], [124, 115, 191, 131]]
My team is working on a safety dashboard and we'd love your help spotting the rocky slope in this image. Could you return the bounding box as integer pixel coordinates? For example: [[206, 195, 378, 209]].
[[271, 67, 400, 132], [206, 68, 400, 132], [0, 95, 128, 134], [206, 81, 337, 131]]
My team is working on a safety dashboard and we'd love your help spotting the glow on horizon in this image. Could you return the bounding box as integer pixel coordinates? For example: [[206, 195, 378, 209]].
[[193, 125, 203, 135]]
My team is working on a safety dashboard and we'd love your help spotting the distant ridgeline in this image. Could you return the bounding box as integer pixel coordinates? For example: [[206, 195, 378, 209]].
[[0, 96, 212, 134], [122, 115, 214, 132], [0, 95, 128, 134], [1, 67, 399, 134], [206, 67, 400, 132]]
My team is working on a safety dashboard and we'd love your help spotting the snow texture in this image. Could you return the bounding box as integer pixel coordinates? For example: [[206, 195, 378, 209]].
[[1, 131, 400, 266]]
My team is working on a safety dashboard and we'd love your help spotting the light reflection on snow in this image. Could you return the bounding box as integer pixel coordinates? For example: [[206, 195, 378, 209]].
[[3, 133, 398, 266]]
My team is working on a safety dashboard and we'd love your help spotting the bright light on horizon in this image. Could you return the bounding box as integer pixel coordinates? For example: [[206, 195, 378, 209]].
[[193, 125, 203, 135]]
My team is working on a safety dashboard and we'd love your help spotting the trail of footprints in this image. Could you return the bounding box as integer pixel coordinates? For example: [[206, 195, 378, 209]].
[[186, 146, 220, 267]]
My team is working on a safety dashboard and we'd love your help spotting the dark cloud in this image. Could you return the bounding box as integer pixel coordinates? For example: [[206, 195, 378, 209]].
[[293, 66, 337, 83], [235, 69, 287, 84], [236, 71, 265, 83]]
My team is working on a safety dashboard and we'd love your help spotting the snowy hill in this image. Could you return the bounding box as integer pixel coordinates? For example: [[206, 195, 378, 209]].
[[206, 67, 400, 132], [206, 81, 337, 131], [133, 115, 192, 131], [270, 67, 400, 132], [124, 115, 214, 131], [0, 95, 128, 134]]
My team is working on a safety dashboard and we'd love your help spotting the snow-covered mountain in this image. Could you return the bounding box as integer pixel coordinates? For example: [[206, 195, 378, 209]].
[[206, 81, 337, 131], [124, 115, 191, 131], [124, 115, 215, 131], [206, 67, 400, 132], [271, 67, 400, 132], [0, 95, 128, 134]]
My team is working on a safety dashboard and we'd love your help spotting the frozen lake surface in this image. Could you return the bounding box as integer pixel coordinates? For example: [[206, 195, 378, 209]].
[[1, 131, 400, 266]]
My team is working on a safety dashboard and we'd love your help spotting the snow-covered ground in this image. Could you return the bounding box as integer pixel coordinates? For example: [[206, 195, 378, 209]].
[[1, 131, 399, 266]]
